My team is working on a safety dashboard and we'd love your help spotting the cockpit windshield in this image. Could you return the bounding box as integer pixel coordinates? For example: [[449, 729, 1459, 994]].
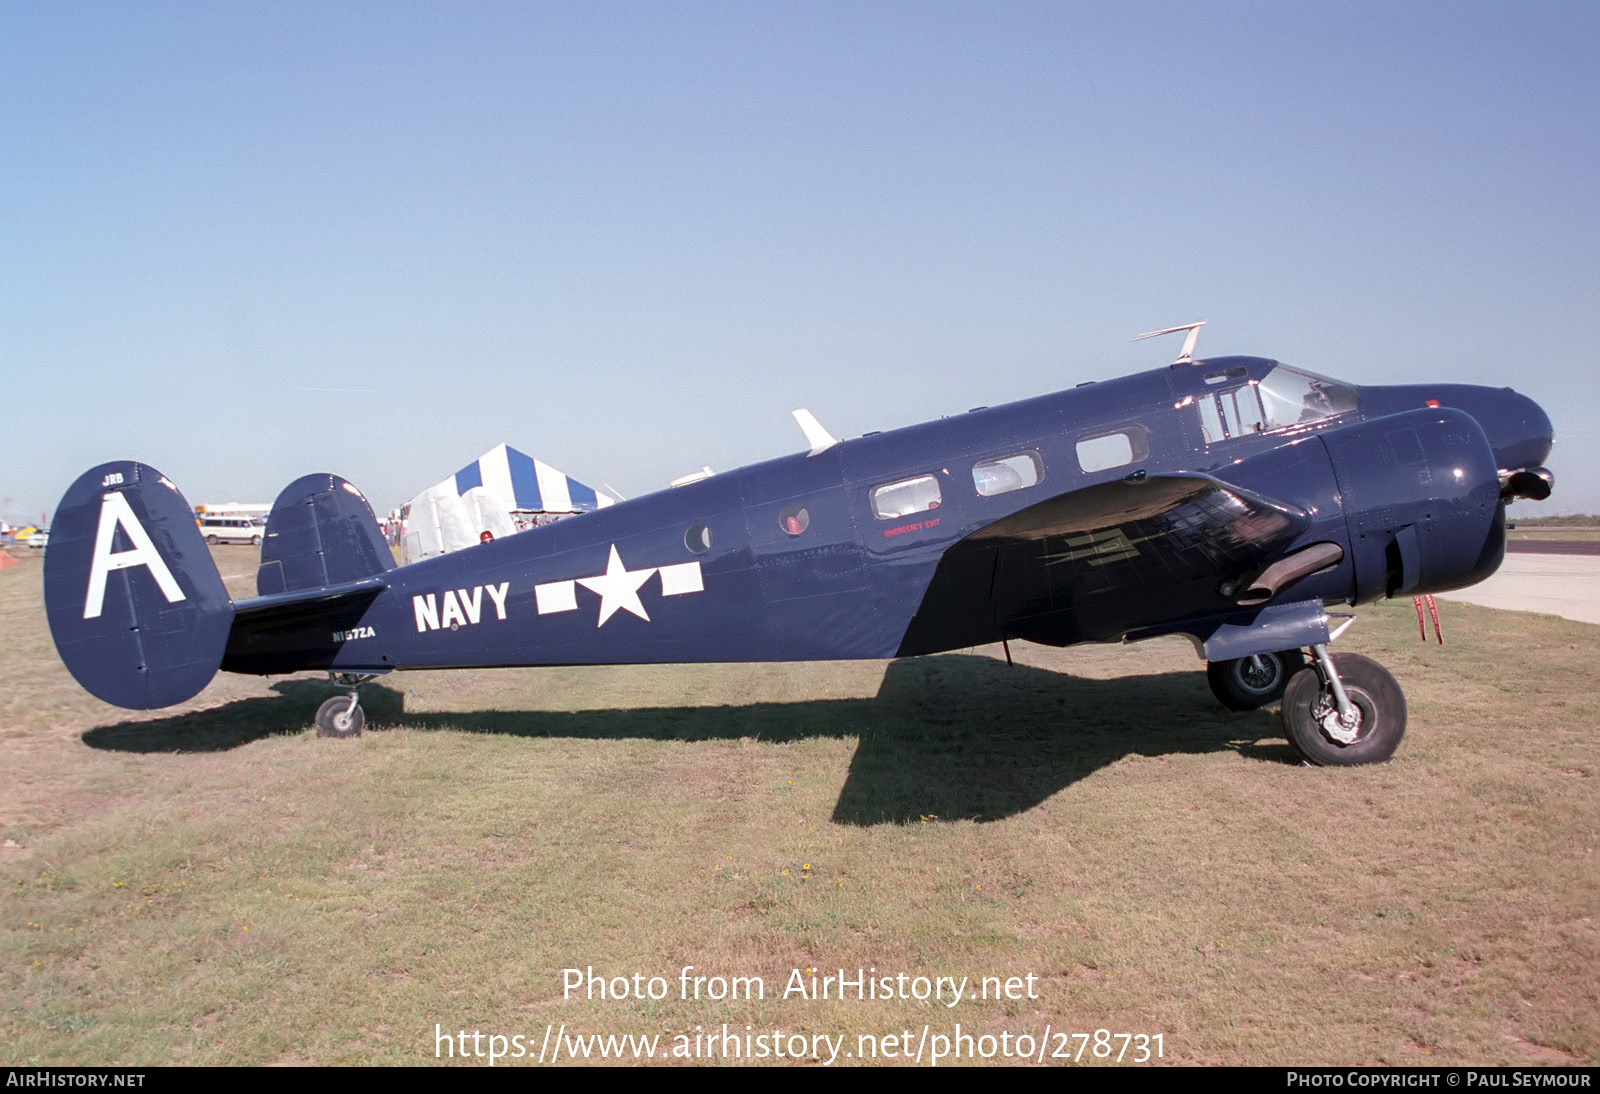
[[1255, 365, 1360, 429]]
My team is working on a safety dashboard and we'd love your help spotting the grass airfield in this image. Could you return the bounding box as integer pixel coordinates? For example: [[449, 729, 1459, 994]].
[[2, 545, 1595, 1066]]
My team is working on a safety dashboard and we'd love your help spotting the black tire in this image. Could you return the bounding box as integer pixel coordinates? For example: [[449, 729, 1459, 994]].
[[315, 695, 365, 738], [251, 535, 261, 546], [1207, 649, 1307, 710], [1281, 653, 1406, 766], [206, 535, 218, 545]]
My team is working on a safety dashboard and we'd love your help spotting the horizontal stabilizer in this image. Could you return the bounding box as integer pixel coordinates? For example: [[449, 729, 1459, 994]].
[[235, 577, 387, 626], [222, 578, 388, 676]]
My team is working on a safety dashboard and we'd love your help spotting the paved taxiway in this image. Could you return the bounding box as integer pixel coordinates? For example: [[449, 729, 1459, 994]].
[[1435, 544, 1600, 626]]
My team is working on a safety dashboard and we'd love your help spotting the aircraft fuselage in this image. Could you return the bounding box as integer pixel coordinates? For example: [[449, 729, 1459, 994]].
[[219, 355, 1552, 677]]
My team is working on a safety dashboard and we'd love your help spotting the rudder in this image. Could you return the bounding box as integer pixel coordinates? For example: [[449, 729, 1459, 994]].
[[43, 462, 233, 709]]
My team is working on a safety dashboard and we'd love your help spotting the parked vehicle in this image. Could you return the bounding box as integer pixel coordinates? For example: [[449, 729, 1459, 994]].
[[199, 517, 264, 545]]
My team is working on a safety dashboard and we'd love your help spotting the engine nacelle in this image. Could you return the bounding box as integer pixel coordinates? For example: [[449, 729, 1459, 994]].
[[1319, 407, 1505, 603]]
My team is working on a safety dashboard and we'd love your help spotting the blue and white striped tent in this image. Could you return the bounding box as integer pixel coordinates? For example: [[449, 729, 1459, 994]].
[[450, 443, 614, 516], [403, 444, 614, 560]]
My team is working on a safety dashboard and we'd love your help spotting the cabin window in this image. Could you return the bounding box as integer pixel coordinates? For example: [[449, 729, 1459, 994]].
[[871, 475, 942, 519], [684, 523, 712, 554], [779, 506, 810, 536], [972, 452, 1042, 497], [1076, 428, 1148, 473]]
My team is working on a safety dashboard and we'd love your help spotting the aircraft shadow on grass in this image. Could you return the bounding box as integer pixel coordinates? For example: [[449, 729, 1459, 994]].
[[80, 655, 1297, 824]]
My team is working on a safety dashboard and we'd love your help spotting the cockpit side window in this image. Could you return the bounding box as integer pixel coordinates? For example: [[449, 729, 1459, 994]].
[[1198, 383, 1266, 443], [1220, 384, 1266, 437]]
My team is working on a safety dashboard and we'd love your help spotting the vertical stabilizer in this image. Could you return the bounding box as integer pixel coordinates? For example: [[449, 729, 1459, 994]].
[[257, 474, 393, 595], [43, 462, 233, 709]]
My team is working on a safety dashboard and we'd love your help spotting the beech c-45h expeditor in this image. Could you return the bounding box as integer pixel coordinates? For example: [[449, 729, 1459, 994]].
[[43, 324, 1554, 766]]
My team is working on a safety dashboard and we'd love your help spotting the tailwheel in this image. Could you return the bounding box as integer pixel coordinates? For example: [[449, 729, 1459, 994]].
[[315, 694, 364, 738], [315, 672, 385, 738], [1281, 651, 1406, 766], [1206, 649, 1307, 710]]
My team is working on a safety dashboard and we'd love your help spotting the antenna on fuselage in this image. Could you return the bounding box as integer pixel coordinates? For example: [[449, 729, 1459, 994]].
[[791, 408, 839, 456], [1133, 321, 1206, 363]]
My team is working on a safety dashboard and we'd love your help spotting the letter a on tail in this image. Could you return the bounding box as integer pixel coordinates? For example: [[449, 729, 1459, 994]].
[[44, 462, 234, 709], [83, 490, 185, 619]]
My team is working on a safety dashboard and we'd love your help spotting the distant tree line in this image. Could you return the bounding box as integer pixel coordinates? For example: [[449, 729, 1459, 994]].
[[1510, 514, 1600, 527]]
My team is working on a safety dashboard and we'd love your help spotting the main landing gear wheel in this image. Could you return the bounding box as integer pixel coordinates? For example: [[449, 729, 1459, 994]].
[[1281, 652, 1406, 766], [315, 695, 365, 738], [1207, 650, 1308, 710]]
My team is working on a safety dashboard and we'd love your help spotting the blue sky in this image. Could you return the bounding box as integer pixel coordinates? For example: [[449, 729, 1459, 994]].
[[4, 1, 1596, 525]]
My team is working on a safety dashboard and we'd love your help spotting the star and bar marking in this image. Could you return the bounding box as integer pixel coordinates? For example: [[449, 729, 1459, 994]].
[[536, 545, 703, 627]]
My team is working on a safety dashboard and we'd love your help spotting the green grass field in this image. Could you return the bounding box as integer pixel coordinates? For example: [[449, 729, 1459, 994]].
[[2, 545, 1595, 1066]]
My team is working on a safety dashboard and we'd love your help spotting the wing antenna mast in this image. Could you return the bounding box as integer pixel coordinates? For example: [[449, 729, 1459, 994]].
[[1133, 321, 1206, 364]]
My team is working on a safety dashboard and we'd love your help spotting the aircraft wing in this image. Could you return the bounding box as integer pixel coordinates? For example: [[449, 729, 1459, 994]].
[[898, 473, 1315, 654], [962, 472, 1303, 546]]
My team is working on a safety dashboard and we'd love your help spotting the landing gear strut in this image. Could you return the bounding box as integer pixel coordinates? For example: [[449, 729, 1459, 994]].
[[315, 673, 383, 738]]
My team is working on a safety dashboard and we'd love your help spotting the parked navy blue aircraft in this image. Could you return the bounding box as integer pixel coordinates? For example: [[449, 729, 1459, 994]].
[[43, 326, 1554, 765]]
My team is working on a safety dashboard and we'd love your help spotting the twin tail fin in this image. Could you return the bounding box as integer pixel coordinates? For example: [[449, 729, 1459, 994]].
[[256, 474, 392, 595], [43, 463, 233, 709], [44, 463, 394, 711]]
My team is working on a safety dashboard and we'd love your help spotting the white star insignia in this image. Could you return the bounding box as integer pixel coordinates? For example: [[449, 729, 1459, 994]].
[[576, 545, 657, 627]]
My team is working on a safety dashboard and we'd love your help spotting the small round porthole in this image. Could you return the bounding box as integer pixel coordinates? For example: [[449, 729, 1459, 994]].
[[684, 523, 712, 554], [779, 505, 810, 536]]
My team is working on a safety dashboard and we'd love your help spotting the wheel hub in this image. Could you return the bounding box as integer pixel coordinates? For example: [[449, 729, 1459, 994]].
[[1240, 655, 1278, 690], [1314, 695, 1362, 745]]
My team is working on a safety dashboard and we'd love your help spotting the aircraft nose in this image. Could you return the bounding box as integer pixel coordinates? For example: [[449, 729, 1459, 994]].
[[1468, 387, 1555, 502], [1489, 388, 1554, 472], [1373, 383, 1554, 474]]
